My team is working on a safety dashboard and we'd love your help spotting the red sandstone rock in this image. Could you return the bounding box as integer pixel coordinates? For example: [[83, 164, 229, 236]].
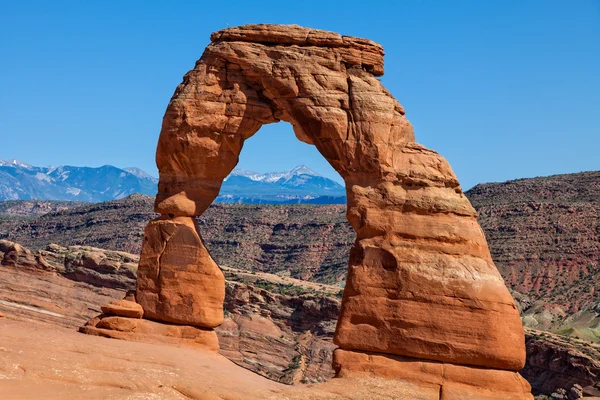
[[101, 299, 143, 318], [333, 349, 533, 400], [80, 315, 219, 352], [61, 245, 138, 289], [0, 239, 52, 271], [136, 216, 225, 328], [136, 23, 529, 397]]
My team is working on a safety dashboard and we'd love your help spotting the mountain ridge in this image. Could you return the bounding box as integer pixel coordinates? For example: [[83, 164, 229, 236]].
[[0, 161, 157, 202], [0, 160, 346, 204]]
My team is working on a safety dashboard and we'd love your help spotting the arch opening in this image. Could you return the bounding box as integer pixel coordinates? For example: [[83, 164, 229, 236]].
[[197, 121, 351, 288]]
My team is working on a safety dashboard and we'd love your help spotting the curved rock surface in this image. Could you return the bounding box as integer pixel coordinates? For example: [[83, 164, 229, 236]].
[[134, 24, 530, 397], [136, 216, 225, 328], [101, 299, 143, 318]]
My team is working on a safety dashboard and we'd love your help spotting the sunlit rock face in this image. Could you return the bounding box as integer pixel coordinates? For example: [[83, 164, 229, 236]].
[[133, 24, 531, 399]]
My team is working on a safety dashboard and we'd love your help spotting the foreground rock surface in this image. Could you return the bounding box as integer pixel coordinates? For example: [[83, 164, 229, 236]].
[[2, 318, 450, 400], [136, 216, 225, 328], [334, 349, 533, 400], [81, 315, 220, 352]]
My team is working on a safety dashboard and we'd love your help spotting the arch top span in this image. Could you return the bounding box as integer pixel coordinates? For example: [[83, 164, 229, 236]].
[[154, 24, 416, 217], [134, 24, 532, 399]]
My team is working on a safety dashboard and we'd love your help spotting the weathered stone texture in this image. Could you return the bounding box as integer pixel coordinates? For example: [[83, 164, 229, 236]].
[[136, 217, 225, 328]]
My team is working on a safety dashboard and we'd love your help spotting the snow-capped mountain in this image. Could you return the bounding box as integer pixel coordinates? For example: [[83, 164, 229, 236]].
[[227, 165, 319, 184], [0, 160, 157, 202], [0, 159, 35, 170], [218, 165, 346, 204], [0, 160, 346, 204], [123, 167, 159, 183]]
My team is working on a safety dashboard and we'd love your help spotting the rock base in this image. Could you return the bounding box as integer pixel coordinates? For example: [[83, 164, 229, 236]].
[[80, 315, 219, 352], [333, 349, 533, 400]]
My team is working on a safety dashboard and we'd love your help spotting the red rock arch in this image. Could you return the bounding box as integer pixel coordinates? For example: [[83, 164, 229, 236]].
[[136, 25, 532, 399]]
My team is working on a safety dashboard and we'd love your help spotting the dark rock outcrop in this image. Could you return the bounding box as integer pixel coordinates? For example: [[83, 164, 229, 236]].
[[467, 171, 600, 340], [523, 329, 600, 396]]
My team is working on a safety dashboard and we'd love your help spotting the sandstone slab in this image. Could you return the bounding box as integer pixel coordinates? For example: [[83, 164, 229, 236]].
[[333, 349, 533, 400], [80, 315, 219, 352], [101, 299, 143, 318]]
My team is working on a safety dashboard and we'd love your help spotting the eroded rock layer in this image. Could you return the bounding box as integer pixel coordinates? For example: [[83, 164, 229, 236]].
[[135, 23, 530, 397], [136, 217, 224, 328]]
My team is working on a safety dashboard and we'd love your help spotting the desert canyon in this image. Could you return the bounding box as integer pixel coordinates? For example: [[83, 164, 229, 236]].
[[84, 24, 530, 399], [1, 24, 598, 400]]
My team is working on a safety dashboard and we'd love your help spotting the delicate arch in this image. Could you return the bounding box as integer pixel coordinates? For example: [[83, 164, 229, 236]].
[[135, 24, 532, 399]]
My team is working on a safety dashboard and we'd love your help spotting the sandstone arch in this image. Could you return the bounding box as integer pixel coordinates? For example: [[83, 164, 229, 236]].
[[136, 25, 532, 398]]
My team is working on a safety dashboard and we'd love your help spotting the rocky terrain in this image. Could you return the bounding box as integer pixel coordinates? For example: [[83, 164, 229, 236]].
[[0, 195, 354, 284], [467, 171, 600, 341], [2, 171, 599, 339], [1, 239, 598, 397], [524, 329, 600, 397], [0, 194, 154, 254], [0, 239, 339, 385], [2, 170, 598, 315]]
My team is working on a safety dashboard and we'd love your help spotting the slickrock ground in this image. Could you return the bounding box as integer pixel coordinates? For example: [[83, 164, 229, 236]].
[[0, 247, 437, 400], [1, 318, 441, 400]]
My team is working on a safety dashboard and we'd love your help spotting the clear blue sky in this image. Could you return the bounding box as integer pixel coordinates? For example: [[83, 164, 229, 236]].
[[1, 1, 598, 189]]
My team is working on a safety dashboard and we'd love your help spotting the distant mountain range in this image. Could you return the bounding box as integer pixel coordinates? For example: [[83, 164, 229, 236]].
[[0, 160, 346, 204], [217, 165, 346, 204], [0, 159, 158, 202]]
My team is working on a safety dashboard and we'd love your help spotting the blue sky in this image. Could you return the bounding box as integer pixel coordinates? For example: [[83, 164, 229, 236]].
[[1, 1, 598, 189]]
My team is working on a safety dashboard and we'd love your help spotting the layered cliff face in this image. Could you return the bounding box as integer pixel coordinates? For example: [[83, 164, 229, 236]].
[[198, 204, 352, 284], [467, 171, 600, 341], [0, 197, 352, 285], [523, 329, 600, 396], [0, 194, 154, 255]]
